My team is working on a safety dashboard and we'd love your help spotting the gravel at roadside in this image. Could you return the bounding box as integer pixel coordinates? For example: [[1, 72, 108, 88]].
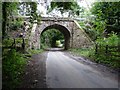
[[19, 51, 48, 88]]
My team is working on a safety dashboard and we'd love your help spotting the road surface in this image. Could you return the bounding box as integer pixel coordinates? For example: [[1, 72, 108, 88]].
[[46, 51, 118, 88]]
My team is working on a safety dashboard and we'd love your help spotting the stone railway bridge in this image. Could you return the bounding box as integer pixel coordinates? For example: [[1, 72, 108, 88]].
[[28, 17, 93, 50]]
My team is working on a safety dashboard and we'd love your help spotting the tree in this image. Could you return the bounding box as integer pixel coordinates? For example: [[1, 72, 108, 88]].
[[19, 2, 38, 22], [2, 2, 18, 38], [48, 0, 82, 17], [41, 29, 64, 48], [91, 2, 120, 34], [2, 1, 39, 37]]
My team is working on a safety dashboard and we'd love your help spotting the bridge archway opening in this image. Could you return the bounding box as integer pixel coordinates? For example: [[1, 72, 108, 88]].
[[40, 24, 71, 50]]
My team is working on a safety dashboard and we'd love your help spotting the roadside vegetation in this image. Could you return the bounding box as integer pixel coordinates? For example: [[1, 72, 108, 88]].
[[69, 33, 119, 69], [2, 41, 43, 89], [2, 49, 26, 89], [2, 2, 43, 89], [2, 37, 44, 89], [69, 2, 120, 69]]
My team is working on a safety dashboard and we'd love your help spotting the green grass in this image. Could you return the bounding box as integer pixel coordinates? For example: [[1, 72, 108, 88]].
[[69, 47, 120, 69], [69, 48, 94, 58], [28, 49, 44, 55]]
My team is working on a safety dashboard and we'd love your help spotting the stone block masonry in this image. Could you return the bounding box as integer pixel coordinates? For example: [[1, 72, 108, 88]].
[[29, 17, 94, 50]]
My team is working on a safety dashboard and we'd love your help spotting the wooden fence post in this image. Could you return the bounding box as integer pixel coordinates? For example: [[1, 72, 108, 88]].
[[105, 45, 108, 54], [22, 38, 25, 50], [95, 43, 98, 54]]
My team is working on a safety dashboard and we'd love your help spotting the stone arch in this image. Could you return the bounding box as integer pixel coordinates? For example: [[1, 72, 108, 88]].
[[40, 24, 71, 50]]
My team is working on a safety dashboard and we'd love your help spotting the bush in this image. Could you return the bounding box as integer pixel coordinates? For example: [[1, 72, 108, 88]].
[[69, 33, 120, 69], [3, 49, 26, 89], [2, 38, 14, 47], [9, 18, 23, 31], [96, 33, 119, 46], [93, 33, 120, 68]]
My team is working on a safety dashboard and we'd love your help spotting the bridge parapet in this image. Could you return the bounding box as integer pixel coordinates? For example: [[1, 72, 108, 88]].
[[41, 17, 74, 21]]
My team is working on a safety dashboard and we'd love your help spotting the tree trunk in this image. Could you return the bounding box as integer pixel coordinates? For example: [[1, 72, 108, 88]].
[[2, 2, 7, 39]]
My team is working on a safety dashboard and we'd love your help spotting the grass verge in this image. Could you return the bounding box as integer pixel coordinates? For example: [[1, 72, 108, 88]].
[[69, 48, 120, 69]]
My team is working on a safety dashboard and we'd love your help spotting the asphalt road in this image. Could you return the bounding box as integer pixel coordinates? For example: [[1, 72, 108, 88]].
[[46, 51, 118, 88]]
